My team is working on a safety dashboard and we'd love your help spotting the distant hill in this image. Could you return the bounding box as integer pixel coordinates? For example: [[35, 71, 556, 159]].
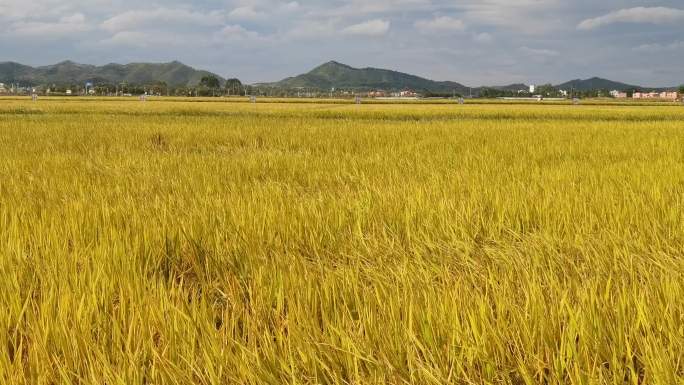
[[0, 61, 225, 87], [2, 59, 675, 93], [263, 61, 470, 94], [554, 77, 640, 91]]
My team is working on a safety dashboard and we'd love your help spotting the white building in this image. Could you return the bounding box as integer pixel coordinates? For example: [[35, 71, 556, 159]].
[[632, 91, 678, 99], [0, 83, 6, 93], [529, 84, 536, 93]]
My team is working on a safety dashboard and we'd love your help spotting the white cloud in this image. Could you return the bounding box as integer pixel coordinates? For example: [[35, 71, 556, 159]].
[[228, 7, 265, 21], [634, 40, 684, 52], [0, 0, 98, 20], [216, 24, 260, 41], [415, 16, 466, 34], [286, 20, 337, 39], [101, 8, 225, 32], [99, 31, 195, 48], [461, 0, 563, 34], [100, 31, 150, 47], [8, 13, 91, 38], [520, 46, 560, 57], [473, 32, 493, 43], [578, 7, 684, 30], [60, 13, 86, 24], [319, 0, 430, 18], [342, 19, 390, 36], [280, 2, 300, 12], [99, 23, 262, 49]]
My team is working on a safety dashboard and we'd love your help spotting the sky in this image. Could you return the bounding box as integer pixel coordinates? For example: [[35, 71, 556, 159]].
[[1, 0, 683, 86]]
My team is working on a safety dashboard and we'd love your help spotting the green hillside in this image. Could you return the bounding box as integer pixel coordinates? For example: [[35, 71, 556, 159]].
[[266, 61, 469, 94], [555, 77, 639, 91], [0, 61, 224, 87]]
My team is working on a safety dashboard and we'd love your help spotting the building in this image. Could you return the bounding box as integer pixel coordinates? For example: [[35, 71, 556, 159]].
[[367, 90, 386, 98], [529, 84, 536, 93], [399, 89, 417, 98], [633, 91, 679, 99], [610, 90, 628, 98], [633, 92, 658, 99], [0, 83, 6, 94]]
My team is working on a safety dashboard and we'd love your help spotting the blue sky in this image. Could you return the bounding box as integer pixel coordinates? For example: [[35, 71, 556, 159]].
[[1, 0, 682, 86]]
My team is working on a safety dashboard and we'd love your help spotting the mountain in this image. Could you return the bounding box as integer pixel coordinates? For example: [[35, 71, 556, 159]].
[[0, 61, 224, 87], [264, 61, 470, 94], [0, 62, 35, 82], [554, 77, 639, 91]]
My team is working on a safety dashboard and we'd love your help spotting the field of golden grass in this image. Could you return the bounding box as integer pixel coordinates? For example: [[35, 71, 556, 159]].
[[0, 97, 683, 384]]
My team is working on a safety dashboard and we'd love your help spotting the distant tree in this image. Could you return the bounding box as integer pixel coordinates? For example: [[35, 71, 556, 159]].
[[94, 84, 116, 96], [479, 87, 504, 98], [424, 91, 461, 98], [199, 75, 220, 96], [679, 85, 684, 95], [225, 78, 243, 96], [149, 81, 168, 96], [243, 85, 256, 96], [536, 84, 560, 98], [200, 75, 220, 89], [178, 87, 197, 97]]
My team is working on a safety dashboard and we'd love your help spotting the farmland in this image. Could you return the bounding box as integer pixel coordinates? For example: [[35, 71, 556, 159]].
[[0, 97, 683, 384]]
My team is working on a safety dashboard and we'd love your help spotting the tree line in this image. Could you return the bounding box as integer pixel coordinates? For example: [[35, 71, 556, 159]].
[[23, 75, 246, 97]]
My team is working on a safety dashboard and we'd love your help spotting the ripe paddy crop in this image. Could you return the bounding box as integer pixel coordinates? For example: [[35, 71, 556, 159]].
[[0, 97, 682, 384]]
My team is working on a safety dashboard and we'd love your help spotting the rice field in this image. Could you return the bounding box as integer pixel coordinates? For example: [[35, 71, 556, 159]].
[[0, 97, 683, 385]]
